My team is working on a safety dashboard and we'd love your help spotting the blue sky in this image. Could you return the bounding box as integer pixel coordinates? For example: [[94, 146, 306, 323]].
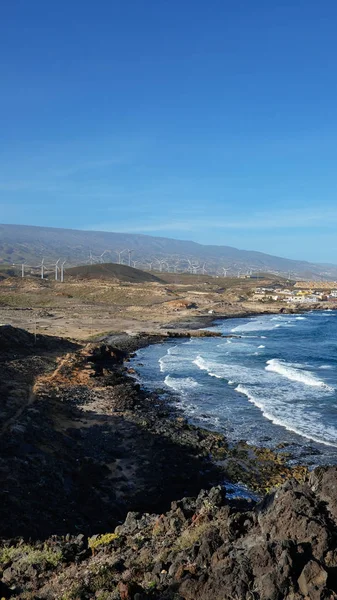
[[1, 0, 337, 262]]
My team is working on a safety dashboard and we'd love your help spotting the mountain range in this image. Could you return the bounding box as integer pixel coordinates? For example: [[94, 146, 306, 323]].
[[0, 223, 336, 280]]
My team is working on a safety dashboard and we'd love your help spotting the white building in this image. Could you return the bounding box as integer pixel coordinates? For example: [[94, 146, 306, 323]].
[[286, 296, 319, 304]]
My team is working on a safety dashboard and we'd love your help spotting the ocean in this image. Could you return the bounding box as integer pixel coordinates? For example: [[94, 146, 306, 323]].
[[131, 310, 337, 466]]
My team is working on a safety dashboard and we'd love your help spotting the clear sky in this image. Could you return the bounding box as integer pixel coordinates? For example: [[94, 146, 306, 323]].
[[1, 0, 337, 263]]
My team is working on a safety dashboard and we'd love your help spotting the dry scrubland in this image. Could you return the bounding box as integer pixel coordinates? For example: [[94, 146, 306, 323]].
[[0, 271, 297, 340]]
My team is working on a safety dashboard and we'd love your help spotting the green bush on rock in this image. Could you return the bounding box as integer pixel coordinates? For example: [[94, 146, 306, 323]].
[[88, 533, 119, 552], [0, 543, 62, 569]]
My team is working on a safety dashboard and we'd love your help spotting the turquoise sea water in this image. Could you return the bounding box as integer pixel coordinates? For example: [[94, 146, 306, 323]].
[[132, 311, 337, 466]]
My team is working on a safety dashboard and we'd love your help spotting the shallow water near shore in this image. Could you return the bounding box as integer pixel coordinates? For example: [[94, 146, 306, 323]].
[[132, 311, 337, 466]]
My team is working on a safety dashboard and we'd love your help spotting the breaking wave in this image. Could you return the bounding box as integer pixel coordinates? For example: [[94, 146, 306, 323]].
[[265, 359, 334, 391], [235, 384, 337, 447]]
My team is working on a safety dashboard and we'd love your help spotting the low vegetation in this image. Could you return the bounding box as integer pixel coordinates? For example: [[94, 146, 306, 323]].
[[88, 533, 119, 551], [0, 543, 62, 569]]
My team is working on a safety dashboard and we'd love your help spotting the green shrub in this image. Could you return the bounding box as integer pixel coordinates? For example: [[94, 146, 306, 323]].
[[88, 533, 119, 551], [0, 543, 62, 568]]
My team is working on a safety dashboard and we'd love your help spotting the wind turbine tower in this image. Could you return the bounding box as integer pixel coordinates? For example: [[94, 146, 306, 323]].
[[55, 259, 60, 281], [99, 250, 109, 263], [127, 249, 134, 267], [60, 261, 66, 283], [115, 249, 127, 264]]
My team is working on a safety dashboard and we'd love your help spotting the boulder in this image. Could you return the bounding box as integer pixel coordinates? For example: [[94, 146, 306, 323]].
[[309, 466, 337, 524], [257, 481, 331, 560], [297, 560, 328, 600]]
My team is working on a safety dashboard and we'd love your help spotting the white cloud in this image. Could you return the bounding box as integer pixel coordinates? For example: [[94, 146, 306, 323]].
[[89, 208, 337, 234]]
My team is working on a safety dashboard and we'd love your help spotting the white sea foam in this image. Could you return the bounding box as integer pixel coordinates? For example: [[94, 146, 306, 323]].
[[164, 375, 201, 394], [231, 318, 294, 333], [167, 345, 178, 354], [193, 355, 267, 385], [265, 359, 333, 390], [258, 345, 265, 349], [295, 316, 307, 320], [231, 321, 276, 333], [159, 345, 189, 373], [235, 384, 337, 447]]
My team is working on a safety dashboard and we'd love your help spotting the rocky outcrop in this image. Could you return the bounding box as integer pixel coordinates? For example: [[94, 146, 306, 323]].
[[2, 472, 337, 599], [165, 330, 222, 338]]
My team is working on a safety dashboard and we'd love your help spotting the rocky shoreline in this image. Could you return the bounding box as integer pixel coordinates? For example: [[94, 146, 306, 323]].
[[0, 322, 336, 599]]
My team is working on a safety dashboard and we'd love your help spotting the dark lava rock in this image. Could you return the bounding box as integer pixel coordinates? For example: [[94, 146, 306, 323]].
[[2, 474, 337, 599]]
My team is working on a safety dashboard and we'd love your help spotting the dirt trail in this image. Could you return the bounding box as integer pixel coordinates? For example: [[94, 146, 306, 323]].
[[0, 351, 79, 437]]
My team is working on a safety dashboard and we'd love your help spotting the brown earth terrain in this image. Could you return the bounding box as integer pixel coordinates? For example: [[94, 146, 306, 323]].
[[1, 271, 335, 340]]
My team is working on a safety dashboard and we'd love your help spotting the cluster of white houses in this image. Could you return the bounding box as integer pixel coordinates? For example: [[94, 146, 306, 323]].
[[253, 286, 337, 304]]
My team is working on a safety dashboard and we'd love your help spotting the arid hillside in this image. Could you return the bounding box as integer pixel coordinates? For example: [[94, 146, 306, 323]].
[[66, 263, 164, 284], [0, 271, 298, 340]]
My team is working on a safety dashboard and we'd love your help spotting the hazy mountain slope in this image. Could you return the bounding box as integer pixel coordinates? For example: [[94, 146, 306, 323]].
[[0, 223, 336, 279]]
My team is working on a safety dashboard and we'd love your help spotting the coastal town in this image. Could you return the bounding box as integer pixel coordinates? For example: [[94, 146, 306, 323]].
[[252, 282, 337, 304]]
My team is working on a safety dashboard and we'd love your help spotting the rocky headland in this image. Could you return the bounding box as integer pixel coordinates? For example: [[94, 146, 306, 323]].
[[0, 324, 336, 599]]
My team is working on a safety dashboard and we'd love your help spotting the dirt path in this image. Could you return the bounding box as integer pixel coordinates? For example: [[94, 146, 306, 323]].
[[0, 352, 79, 437]]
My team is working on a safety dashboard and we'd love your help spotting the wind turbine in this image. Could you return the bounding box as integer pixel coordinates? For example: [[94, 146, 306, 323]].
[[60, 261, 66, 283], [99, 250, 109, 263], [188, 260, 200, 274], [55, 259, 60, 281], [187, 259, 193, 274], [115, 249, 127, 264], [40, 258, 45, 280], [155, 259, 167, 273], [127, 249, 134, 267]]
